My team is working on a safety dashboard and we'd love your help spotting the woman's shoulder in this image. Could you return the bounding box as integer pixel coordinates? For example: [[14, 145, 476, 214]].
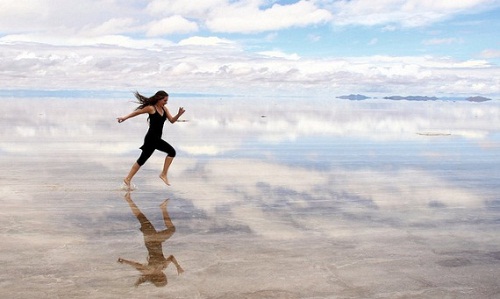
[[136, 105, 156, 114], [145, 105, 156, 114]]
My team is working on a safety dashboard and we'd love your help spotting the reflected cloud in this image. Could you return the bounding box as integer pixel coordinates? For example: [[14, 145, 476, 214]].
[[118, 193, 184, 287], [1, 98, 499, 157], [173, 157, 489, 240], [177, 98, 500, 155], [0, 97, 498, 238]]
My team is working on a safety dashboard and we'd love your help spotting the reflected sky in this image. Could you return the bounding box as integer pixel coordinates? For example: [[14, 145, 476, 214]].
[[0, 97, 499, 298]]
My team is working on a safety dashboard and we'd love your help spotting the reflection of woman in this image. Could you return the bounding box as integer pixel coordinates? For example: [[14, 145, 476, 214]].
[[117, 90, 185, 189], [118, 192, 184, 287]]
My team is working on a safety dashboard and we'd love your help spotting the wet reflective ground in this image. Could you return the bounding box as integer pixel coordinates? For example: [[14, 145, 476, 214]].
[[1, 97, 499, 298]]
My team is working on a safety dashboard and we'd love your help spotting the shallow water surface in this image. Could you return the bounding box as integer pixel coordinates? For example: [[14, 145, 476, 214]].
[[1, 97, 499, 298]]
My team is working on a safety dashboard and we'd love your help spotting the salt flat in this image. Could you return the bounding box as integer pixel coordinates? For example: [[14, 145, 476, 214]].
[[1, 97, 499, 298]]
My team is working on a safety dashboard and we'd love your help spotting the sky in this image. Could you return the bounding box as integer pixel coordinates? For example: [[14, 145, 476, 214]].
[[1, 0, 499, 98]]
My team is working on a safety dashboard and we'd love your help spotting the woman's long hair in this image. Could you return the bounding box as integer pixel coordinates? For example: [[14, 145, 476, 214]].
[[134, 90, 168, 110]]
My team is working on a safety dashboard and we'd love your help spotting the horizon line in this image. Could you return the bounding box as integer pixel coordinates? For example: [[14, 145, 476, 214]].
[[0, 89, 498, 101]]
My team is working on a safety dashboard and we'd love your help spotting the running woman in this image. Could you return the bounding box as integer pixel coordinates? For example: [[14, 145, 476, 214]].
[[117, 90, 185, 189]]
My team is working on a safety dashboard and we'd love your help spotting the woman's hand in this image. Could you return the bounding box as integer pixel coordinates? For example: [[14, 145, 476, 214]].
[[166, 106, 186, 123], [117, 116, 126, 123], [178, 107, 186, 117]]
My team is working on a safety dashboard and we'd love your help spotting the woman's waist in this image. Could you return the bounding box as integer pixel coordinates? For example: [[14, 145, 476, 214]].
[[144, 130, 163, 138]]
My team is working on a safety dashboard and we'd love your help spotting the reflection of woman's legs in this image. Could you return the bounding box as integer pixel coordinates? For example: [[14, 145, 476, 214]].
[[157, 199, 176, 241], [160, 201, 183, 274], [124, 193, 156, 236], [160, 199, 174, 229], [124, 192, 142, 218]]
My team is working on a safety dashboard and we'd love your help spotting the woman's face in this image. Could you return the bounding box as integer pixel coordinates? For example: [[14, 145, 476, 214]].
[[161, 96, 168, 105]]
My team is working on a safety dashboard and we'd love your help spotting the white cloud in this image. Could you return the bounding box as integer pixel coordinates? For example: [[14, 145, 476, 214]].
[[0, 0, 49, 32], [257, 50, 301, 60], [147, 15, 199, 36], [0, 0, 496, 39], [170, 62, 199, 75], [480, 49, 500, 58], [0, 33, 174, 49], [0, 1, 499, 97], [1, 38, 499, 96], [178, 36, 235, 46], [146, 0, 226, 18], [206, 0, 332, 33], [0, 0, 140, 34], [82, 18, 137, 37]]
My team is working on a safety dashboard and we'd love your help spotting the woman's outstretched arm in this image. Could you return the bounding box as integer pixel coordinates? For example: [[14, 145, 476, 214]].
[[165, 255, 184, 275], [117, 106, 154, 123], [118, 258, 147, 271]]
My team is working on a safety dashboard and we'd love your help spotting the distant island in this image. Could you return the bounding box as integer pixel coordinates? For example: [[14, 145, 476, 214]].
[[336, 94, 494, 102], [336, 94, 370, 100], [466, 96, 492, 102]]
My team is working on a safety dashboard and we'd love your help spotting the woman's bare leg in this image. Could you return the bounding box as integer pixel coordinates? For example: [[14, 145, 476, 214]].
[[124, 162, 141, 189], [159, 156, 174, 186]]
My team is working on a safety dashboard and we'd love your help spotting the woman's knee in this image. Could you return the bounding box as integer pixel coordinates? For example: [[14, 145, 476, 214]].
[[136, 157, 146, 166], [137, 149, 154, 166]]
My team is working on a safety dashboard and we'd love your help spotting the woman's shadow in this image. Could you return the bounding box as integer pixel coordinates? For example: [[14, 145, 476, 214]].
[[118, 192, 184, 287]]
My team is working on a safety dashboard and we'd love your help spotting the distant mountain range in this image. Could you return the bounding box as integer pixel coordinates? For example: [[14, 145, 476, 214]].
[[336, 94, 370, 100], [337, 94, 493, 102], [465, 96, 492, 102]]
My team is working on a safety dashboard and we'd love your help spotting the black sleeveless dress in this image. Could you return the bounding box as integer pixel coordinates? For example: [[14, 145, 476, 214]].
[[136, 107, 176, 166], [140, 107, 167, 151]]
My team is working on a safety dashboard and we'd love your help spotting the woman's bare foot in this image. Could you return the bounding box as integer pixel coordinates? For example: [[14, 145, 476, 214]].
[[123, 178, 134, 190], [159, 174, 170, 186]]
